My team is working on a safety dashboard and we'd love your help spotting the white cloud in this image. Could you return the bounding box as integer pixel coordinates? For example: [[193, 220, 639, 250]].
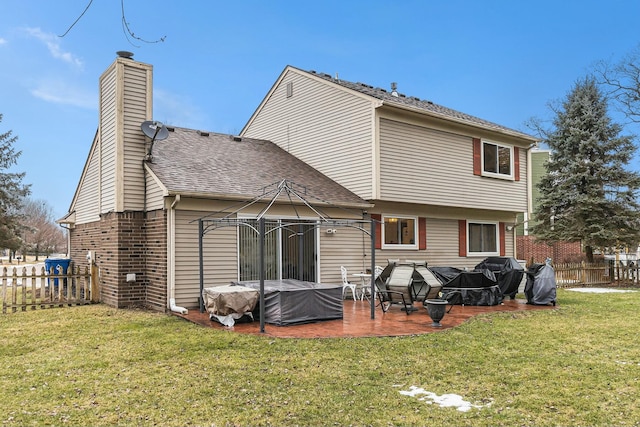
[[23, 27, 83, 69], [30, 79, 96, 109], [0, 38, 7, 45]]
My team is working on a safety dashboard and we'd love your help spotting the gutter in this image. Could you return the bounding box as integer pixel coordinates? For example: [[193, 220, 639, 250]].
[[168, 194, 188, 314]]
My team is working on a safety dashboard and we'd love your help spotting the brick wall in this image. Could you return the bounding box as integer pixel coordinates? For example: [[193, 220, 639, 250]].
[[144, 210, 167, 311], [517, 235, 583, 264], [68, 210, 167, 311]]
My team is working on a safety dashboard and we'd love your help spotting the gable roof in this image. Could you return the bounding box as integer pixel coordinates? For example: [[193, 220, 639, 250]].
[[146, 127, 370, 209], [255, 66, 537, 142]]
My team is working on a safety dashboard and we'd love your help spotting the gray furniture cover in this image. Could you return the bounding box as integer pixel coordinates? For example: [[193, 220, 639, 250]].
[[233, 279, 343, 325], [524, 262, 557, 305]]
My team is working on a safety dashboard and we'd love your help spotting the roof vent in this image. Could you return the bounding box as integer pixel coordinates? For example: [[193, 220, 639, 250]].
[[391, 82, 398, 97], [233, 136, 242, 142], [198, 130, 210, 137], [116, 51, 134, 59]]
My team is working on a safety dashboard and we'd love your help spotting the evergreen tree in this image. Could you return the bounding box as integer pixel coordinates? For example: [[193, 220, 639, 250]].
[[0, 114, 30, 252], [531, 77, 640, 262]]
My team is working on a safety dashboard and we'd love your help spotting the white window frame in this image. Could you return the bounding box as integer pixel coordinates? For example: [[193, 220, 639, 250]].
[[481, 140, 514, 180], [467, 220, 499, 256], [382, 215, 418, 250]]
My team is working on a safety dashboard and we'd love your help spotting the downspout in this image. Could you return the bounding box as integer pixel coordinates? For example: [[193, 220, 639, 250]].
[[168, 194, 188, 314]]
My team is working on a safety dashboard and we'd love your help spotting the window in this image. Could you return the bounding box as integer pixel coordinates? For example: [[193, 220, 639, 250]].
[[482, 140, 513, 179], [468, 222, 498, 255], [383, 216, 417, 249]]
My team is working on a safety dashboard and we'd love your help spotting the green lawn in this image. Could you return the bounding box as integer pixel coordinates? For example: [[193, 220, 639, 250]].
[[1, 289, 639, 426]]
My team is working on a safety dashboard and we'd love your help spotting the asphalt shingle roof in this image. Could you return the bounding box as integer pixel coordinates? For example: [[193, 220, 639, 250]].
[[147, 127, 369, 209], [306, 69, 536, 140]]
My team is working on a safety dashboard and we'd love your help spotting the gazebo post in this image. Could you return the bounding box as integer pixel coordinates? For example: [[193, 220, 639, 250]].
[[259, 217, 266, 333], [198, 219, 204, 313], [370, 217, 376, 319]]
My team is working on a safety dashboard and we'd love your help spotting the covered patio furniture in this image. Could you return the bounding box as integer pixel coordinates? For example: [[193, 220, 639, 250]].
[[202, 284, 260, 327], [475, 256, 525, 299], [234, 279, 343, 325], [430, 266, 503, 306], [524, 260, 557, 306]]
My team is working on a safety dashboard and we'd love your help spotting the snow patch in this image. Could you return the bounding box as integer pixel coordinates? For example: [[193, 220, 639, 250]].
[[399, 386, 491, 412], [566, 288, 637, 293]]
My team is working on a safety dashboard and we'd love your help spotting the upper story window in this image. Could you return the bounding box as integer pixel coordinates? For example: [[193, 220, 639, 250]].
[[383, 215, 417, 249], [468, 221, 498, 255], [482, 140, 513, 179]]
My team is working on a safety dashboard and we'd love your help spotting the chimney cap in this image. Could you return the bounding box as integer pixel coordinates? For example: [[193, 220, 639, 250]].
[[116, 51, 134, 59]]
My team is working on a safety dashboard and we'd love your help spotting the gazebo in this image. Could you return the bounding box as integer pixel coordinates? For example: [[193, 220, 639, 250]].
[[196, 179, 377, 332]]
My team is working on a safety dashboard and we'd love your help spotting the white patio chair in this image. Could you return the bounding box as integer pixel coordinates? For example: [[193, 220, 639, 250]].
[[340, 266, 358, 300]]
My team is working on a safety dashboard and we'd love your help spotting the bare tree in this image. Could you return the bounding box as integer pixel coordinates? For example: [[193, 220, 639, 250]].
[[595, 46, 640, 123], [20, 199, 67, 260]]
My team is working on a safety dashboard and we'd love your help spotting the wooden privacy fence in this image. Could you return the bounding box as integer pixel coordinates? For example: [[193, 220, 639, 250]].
[[553, 262, 639, 287], [1, 265, 98, 313]]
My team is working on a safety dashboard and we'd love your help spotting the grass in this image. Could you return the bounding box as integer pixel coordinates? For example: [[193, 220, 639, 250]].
[[1, 289, 639, 426]]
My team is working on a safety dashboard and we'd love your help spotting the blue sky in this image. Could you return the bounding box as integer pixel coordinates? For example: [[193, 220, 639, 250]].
[[1, 0, 639, 218]]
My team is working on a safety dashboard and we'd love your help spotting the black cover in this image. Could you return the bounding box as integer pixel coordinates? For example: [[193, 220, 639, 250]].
[[524, 263, 557, 305], [429, 266, 465, 284], [475, 256, 525, 298], [234, 279, 343, 325], [430, 268, 503, 306]]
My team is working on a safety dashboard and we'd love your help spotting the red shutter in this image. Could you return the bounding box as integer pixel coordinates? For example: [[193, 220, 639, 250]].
[[458, 220, 467, 257], [499, 222, 506, 256], [371, 214, 382, 249], [514, 147, 520, 181], [473, 138, 482, 176], [418, 217, 427, 250]]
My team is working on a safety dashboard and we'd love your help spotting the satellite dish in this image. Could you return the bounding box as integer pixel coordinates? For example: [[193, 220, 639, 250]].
[[141, 121, 169, 141], [141, 121, 169, 162]]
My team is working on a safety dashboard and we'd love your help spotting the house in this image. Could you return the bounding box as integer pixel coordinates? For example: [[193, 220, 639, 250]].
[[61, 53, 538, 313], [242, 66, 538, 265], [515, 148, 583, 263]]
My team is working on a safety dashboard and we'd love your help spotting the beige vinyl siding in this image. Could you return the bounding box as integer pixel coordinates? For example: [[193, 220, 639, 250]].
[[99, 65, 117, 213], [145, 171, 165, 211], [173, 209, 238, 308], [74, 138, 101, 224], [121, 65, 151, 211], [319, 226, 369, 286], [379, 118, 528, 212], [243, 70, 375, 199]]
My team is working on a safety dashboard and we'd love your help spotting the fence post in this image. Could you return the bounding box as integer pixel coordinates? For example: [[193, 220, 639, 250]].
[[90, 263, 99, 303], [581, 261, 586, 285]]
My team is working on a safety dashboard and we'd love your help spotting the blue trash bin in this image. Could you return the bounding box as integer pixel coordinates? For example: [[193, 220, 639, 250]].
[[45, 258, 71, 289]]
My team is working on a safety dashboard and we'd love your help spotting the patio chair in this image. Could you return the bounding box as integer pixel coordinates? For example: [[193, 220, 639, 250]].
[[340, 266, 358, 300], [412, 263, 443, 301], [377, 262, 418, 314]]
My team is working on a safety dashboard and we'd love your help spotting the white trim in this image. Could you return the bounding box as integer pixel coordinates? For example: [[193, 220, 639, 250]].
[[481, 139, 514, 180], [381, 214, 418, 250], [467, 220, 499, 256]]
